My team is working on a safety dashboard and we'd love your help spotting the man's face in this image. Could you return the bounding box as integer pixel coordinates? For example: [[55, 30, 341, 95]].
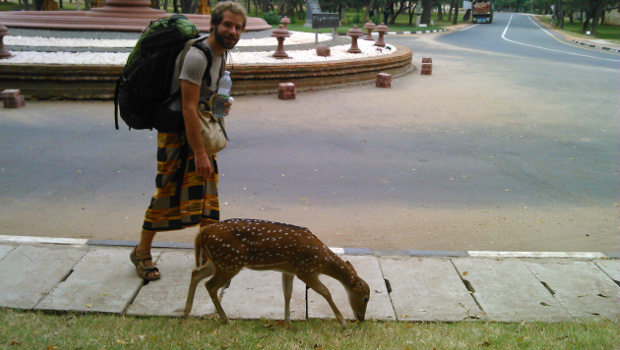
[[212, 10, 244, 50]]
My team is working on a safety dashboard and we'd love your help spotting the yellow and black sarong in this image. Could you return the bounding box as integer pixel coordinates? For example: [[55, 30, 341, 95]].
[[143, 132, 219, 232]]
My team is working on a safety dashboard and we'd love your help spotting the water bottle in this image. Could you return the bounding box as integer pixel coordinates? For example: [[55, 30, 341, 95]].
[[213, 71, 232, 118]]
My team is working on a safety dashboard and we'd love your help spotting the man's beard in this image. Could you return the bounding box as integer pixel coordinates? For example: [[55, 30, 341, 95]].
[[214, 28, 239, 50]]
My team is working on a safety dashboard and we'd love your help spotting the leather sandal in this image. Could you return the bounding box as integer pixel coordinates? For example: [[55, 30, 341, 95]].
[[130, 246, 161, 281]]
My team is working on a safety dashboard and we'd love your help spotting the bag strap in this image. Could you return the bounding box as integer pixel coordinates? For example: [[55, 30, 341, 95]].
[[164, 35, 211, 106], [114, 77, 121, 130]]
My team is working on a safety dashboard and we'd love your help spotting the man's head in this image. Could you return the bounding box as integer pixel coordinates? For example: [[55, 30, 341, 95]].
[[209, 1, 247, 52]]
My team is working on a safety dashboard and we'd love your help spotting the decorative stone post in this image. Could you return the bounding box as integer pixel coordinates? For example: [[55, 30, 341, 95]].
[[374, 22, 388, 48], [0, 24, 13, 59], [363, 20, 376, 41], [280, 16, 290, 29], [316, 43, 330, 57], [346, 25, 363, 54], [271, 25, 291, 59]]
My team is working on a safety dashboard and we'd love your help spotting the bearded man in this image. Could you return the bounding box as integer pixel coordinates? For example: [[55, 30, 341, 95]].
[[131, 1, 247, 281]]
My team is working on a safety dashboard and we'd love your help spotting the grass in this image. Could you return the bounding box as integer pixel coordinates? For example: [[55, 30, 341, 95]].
[[1, 308, 619, 349], [537, 15, 620, 43], [271, 11, 467, 34]]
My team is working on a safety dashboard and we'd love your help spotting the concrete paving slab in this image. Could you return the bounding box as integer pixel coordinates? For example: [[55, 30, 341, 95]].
[[0, 244, 86, 309], [308, 255, 394, 321], [221, 269, 306, 321], [524, 259, 620, 320], [0, 244, 16, 260], [36, 247, 157, 313], [452, 258, 573, 322], [595, 259, 620, 284], [127, 250, 215, 317], [379, 256, 483, 321]]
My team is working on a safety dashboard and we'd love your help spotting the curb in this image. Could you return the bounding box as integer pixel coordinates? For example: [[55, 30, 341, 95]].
[[388, 29, 446, 35], [1, 235, 617, 259], [337, 29, 446, 36], [573, 39, 620, 53]]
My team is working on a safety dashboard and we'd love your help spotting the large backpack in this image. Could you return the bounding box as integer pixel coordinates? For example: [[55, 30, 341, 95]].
[[114, 14, 217, 132]]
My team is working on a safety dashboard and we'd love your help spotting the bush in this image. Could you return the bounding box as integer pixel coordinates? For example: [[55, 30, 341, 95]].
[[262, 11, 282, 25]]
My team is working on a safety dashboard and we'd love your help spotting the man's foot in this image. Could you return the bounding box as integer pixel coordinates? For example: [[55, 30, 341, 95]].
[[130, 246, 161, 281]]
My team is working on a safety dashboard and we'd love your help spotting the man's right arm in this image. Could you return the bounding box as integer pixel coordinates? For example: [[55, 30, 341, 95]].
[[181, 80, 212, 178]]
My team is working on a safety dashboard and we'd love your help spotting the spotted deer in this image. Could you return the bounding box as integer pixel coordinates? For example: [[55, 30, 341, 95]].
[[184, 219, 370, 327]]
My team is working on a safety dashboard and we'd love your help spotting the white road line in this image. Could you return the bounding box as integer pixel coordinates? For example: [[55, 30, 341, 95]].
[[468, 251, 606, 259], [460, 24, 479, 32], [501, 14, 620, 62]]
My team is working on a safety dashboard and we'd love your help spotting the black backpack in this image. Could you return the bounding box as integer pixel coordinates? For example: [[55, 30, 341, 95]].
[[114, 14, 218, 132]]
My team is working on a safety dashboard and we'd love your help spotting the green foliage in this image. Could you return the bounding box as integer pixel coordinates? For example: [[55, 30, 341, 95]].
[[350, 13, 362, 24], [0, 1, 24, 11], [262, 10, 282, 25]]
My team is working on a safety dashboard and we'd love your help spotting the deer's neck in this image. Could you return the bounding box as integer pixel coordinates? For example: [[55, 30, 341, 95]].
[[322, 254, 357, 287]]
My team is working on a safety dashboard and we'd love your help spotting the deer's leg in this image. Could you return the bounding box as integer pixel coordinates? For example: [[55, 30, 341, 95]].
[[282, 272, 294, 326], [298, 274, 347, 328], [183, 260, 215, 317], [205, 269, 239, 323]]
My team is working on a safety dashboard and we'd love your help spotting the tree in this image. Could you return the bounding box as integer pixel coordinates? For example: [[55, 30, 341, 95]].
[[451, 0, 459, 24], [553, 0, 565, 27], [420, 0, 433, 24]]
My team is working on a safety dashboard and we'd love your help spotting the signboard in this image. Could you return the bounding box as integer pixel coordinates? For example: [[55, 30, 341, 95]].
[[312, 13, 340, 29], [306, 0, 322, 22]]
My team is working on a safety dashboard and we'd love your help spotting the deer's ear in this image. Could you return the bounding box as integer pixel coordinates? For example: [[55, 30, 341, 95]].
[[345, 261, 357, 273]]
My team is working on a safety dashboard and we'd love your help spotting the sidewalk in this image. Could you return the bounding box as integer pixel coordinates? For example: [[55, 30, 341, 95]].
[[1, 236, 618, 323]]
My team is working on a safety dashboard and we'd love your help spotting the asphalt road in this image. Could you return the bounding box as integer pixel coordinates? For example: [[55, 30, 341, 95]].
[[0, 15, 618, 252], [437, 13, 619, 68]]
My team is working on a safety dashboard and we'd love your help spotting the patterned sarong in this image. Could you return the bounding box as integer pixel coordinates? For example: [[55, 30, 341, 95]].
[[143, 132, 219, 232]]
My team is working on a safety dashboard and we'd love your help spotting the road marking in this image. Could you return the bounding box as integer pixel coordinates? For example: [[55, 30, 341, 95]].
[[460, 24, 479, 32], [468, 251, 606, 259], [502, 14, 620, 62]]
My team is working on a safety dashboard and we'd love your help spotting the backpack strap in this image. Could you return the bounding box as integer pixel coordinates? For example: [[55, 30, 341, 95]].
[[163, 35, 210, 106], [114, 77, 121, 130]]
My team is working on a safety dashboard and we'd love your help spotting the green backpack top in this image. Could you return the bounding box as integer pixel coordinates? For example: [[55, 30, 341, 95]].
[[114, 15, 215, 132]]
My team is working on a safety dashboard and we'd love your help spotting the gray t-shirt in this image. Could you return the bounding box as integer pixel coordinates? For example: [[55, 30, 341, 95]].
[[168, 41, 223, 111]]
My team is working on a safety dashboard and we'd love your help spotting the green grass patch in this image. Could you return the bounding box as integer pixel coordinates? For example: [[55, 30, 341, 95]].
[[0, 0, 25, 12], [537, 15, 620, 42], [269, 12, 467, 34], [1, 308, 619, 349]]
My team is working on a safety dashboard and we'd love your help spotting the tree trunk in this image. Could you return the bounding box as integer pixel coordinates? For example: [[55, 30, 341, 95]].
[[582, 11, 591, 32], [451, 0, 458, 24], [437, 1, 443, 21], [591, 3, 604, 36], [408, 2, 416, 25], [362, 0, 376, 24], [421, 0, 432, 24]]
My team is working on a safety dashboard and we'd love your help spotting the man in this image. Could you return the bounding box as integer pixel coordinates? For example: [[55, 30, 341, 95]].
[[130, 1, 247, 281]]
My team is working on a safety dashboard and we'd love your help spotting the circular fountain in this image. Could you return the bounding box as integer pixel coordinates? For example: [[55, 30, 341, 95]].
[[0, 1, 413, 99], [0, 0, 272, 32]]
